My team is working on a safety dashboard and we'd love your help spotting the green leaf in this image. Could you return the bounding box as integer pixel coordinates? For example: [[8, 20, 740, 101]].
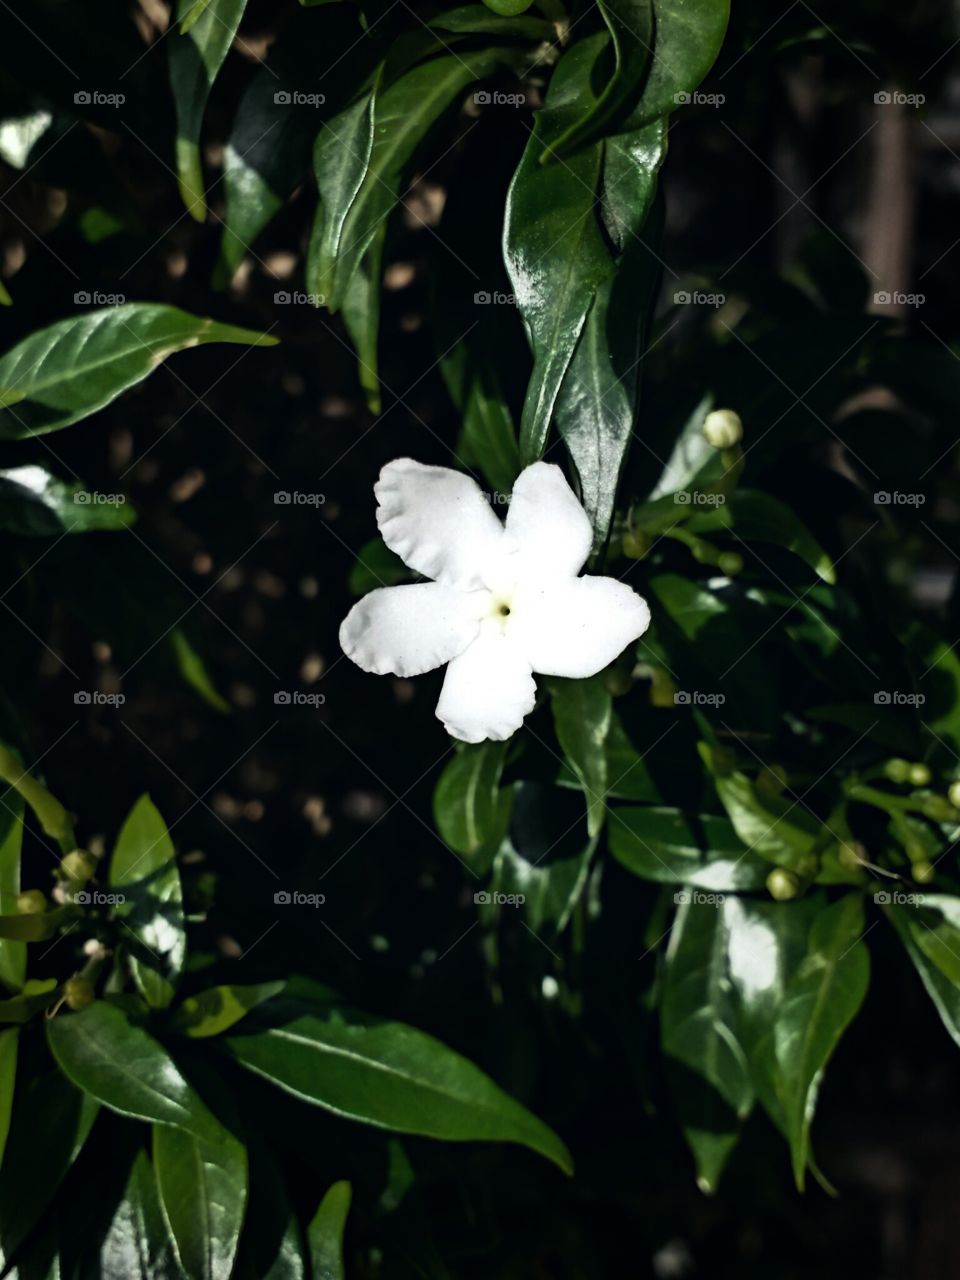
[[0, 1067, 99, 1269], [631, 0, 730, 125], [307, 1181, 351, 1280], [545, 0, 653, 160], [0, 465, 135, 536], [46, 1000, 222, 1140], [431, 5, 554, 38], [504, 35, 613, 463], [0, 795, 24, 992], [556, 121, 666, 547], [661, 897, 754, 1118], [347, 536, 412, 595], [609, 806, 768, 890], [170, 980, 286, 1038], [340, 228, 386, 413], [433, 740, 511, 858], [455, 361, 522, 496], [153, 1120, 248, 1280], [169, 0, 249, 219], [722, 490, 836, 583], [0, 304, 276, 439], [0, 977, 59, 1023], [549, 675, 612, 837], [0, 910, 63, 941], [704, 756, 819, 873], [223, 999, 572, 1174], [171, 628, 231, 713], [0, 1028, 16, 1169], [887, 895, 960, 1047], [240, 1150, 307, 1280], [109, 794, 186, 1009], [774, 893, 870, 1188], [101, 1149, 180, 1280]]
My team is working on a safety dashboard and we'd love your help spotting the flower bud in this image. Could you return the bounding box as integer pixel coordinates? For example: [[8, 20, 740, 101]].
[[622, 529, 651, 560], [837, 841, 867, 873], [948, 780, 960, 809], [883, 758, 912, 783], [909, 763, 932, 787], [766, 867, 800, 901], [795, 853, 819, 880], [717, 551, 743, 576], [16, 889, 47, 915], [703, 409, 743, 450], [62, 976, 95, 1010], [912, 860, 936, 885], [60, 850, 97, 882]]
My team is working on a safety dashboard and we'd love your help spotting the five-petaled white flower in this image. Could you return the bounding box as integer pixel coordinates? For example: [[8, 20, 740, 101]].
[[339, 459, 651, 743]]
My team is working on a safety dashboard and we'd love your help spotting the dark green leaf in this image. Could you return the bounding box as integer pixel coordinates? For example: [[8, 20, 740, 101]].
[[0, 305, 277, 439], [431, 5, 554, 37], [0, 1028, 16, 1168], [549, 675, 612, 837], [153, 1120, 248, 1280], [722, 490, 836, 583], [101, 1149, 180, 1280], [169, 0, 249, 219], [0, 465, 135, 536], [223, 1000, 572, 1174], [632, 0, 730, 125], [0, 977, 59, 1023], [109, 794, 186, 1008], [703, 751, 819, 873], [347, 537, 412, 595], [0, 795, 24, 991], [433, 740, 511, 858], [887, 895, 960, 1047], [170, 980, 286, 1038], [609, 806, 768, 889], [307, 1180, 351, 1280]]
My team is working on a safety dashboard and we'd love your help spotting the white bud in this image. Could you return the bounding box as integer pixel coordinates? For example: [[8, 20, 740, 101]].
[[703, 409, 743, 449]]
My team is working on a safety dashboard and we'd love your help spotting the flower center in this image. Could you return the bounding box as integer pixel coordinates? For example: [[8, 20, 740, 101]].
[[497, 603, 511, 617]]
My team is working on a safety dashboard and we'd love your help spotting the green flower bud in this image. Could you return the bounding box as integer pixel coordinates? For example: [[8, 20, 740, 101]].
[[795, 853, 819, 880], [622, 529, 651, 560], [717, 551, 743, 576], [703, 409, 743, 450], [912, 860, 936, 885], [60, 850, 97, 883], [62, 976, 95, 1010], [16, 889, 47, 915], [948, 780, 960, 809], [883, 758, 912, 783], [837, 841, 867, 873], [909, 763, 932, 787], [766, 867, 800, 901]]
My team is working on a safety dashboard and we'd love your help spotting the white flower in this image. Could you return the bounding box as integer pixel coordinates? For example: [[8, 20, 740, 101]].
[[339, 459, 651, 743]]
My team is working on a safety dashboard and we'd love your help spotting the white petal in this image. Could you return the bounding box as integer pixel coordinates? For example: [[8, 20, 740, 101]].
[[375, 458, 504, 590], [340, 583, 482, 677], [510, 576, 651, 678], [436, 631, 536, 743], [505, 462, 593, 579]]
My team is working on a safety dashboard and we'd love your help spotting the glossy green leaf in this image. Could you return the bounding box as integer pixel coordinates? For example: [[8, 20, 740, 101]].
[[169, 0, 249, 219], [546, 0, 653, 160], [887, 895, 960, 1047], [661, 897, 754, 1118], [153, 1120, 248, 1280], [431, 5, 554, 37], [170, 980, 285, 1038], [706, 760, 819, 873], [774, 893, 870, 1188], [433, 740, 511, 858], [505, 35, 613, 463], [609, 806, 768, 890], [549, 675, 612, 837], [722, 490, 836, 583], [340, 228, 386, 412], [0, 1067, 99, 1269], [171, 628, 231, 714], [0, 1028, 16, 1169], [307, 1180, 351, 1280], [632, 0, 730, 125], [101, 1149, 180, 1280], [239, 1150, 307, 1280], [223, 999, 572, 1174], [47, 1000, 222, 1140], [0, 305, 276, 439], [0, 795, 24, 992], [109, 794, 186, 1008], [0, 465, 135, 536]]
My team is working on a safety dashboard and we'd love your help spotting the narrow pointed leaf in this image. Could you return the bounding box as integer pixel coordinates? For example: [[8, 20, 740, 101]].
[[307, 1181, 351, 1280]]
